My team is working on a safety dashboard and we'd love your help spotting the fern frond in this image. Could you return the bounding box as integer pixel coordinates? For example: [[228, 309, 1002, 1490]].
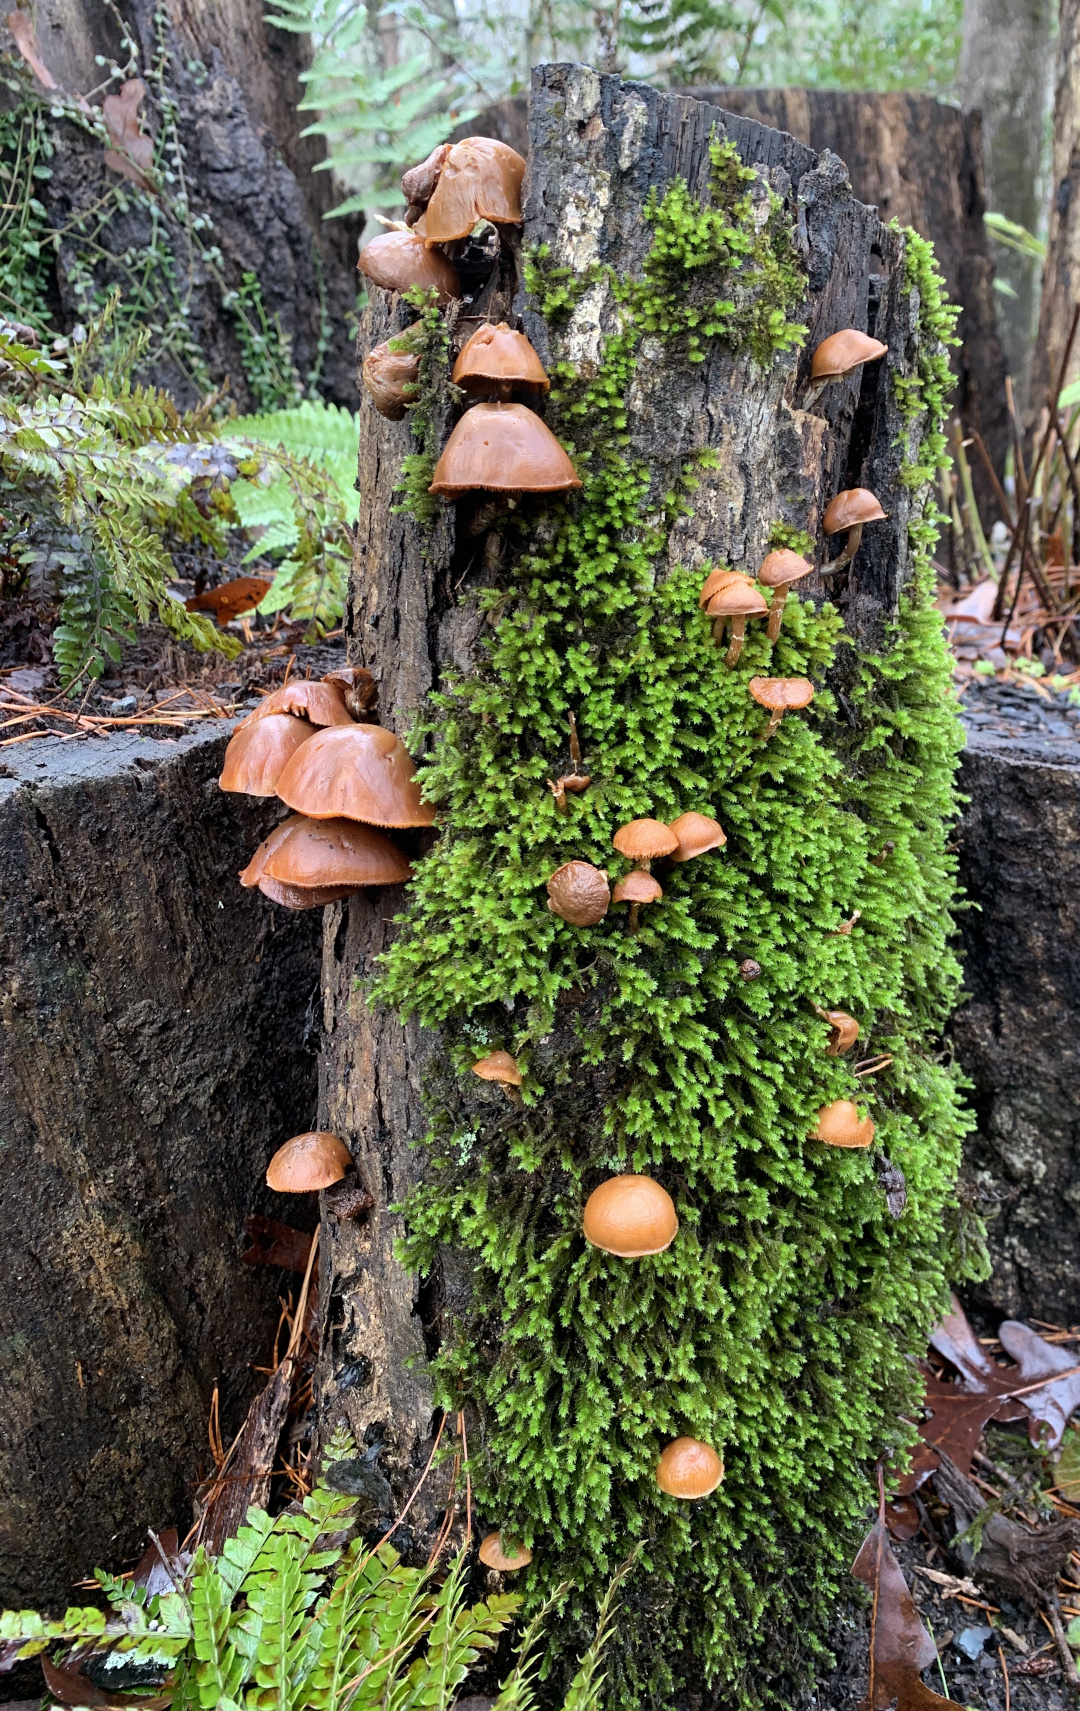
[[559, 1552, 640, 1711]]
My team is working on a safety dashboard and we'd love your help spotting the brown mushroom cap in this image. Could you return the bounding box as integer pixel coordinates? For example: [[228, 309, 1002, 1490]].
[[546, 860, 610, 926], [357, 230, 460, 304], [428, 401, 581, 497], [748, 676, 816, 713], [477, 1531, 531, 1571], [583, 1174, 678, 1257], [323, 666, 378, 720], [240, 814, 411, 893], [757, 549, 814, 591], [821, 1009, 860, 1056], [401, 142, 453, 208], [241, 680, 354, 729], [255, 874, 358, 910], [219, 713, 315, 797], [421, 138, 526, 246], [698, 568, 752, 608], [811, 329, 888, 380], [668, 812, 726, 862], [612, 870, 663, 905], [267, 1130, 352, 1192], [275, 725, 435, 828], [472, 1050, 522, 1087], [612, 819, 678, 863], [811, 1099, 875, 1149], [704, 581, 769, 619], [362, 336, 421, 420], [452, 322, 550, 393], [655, 1437, 724, 1499], [822, 488, 887, 534]]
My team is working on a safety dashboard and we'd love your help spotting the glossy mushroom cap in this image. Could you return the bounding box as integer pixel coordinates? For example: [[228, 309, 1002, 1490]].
[[275, 725, 435, 828], [612, 870, 663, 905], [401, 142, 452, 208], [358, 230, 460, 305], [612, 819, 678, 864], [241, 680, 353, 729], [219, 713, 315, 797], [546, 860, 610, 926], [453, 322, 550, 393], [583, 1174, 678, 1257], [811, 1099, 875, 1149], [477, 1531, 531, 1571], [656, 1437, 724, 1499], [323, 666, 378, 721], [421, 138, 526, 245], [822, 488, 887, 534], [668, 812, 726, 862], [472, 1050, 522, 1087], [240, 814, 411, 897], [705, 581, 769, 620], [362, 337, 421, 420], [428, 401, 581, 496], [267, 1130, 352, 1192], [698, 567, 752, 608], [748, 676, 815, 714], [811, 329, 888, 380], [821, 1009, 860, 1056], [757, 549, 814, 591]]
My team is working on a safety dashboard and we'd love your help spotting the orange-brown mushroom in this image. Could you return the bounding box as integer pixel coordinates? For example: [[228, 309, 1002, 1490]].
[[546, 860, 610, 926], [241, 679, 353, 729], [477, 1531, 531, 1571], [362, 334, 421, 420], [267, 1130, 352, 1192], [420, 138, 526, 246], [428, 401, 581, 497], [357, 230, 460, 305], [811, 1099, 875, 1149], [748, 676, 815, 739], [655, 1437, 724, 1499], [452, 322, 550, 400], [612, 869, 662, 931], [322, 666, 378, 722], [705, 580, 769, 666], [667, 812, 726, 863], [814, 1008, 860, 1057], [583, 1174, 678, 1257], [401, 142, 453, 209], [810, 329, 888, 386], [239, 813, 411, 908], [698, 567, 752, 609], [757, 549, 814, 642], [275, 725, 434, 828], [472, 1050, 523, 1101], [612, 818, 678, 872], [822, 488, 887, 574], [219, 713, 315, 797]]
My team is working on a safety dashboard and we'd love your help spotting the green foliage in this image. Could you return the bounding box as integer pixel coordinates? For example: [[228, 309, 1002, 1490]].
[[768, 521, 815, 557], [0, 67, 56, 330], [223, 274, 304, 413]]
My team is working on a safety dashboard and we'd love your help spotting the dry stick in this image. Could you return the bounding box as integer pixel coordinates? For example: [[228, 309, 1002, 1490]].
[[1054, 410, 1080, 596], [997, 1644, 1010, 1711], [1047, 1600, 1080, 1686], [970, 430, 1017, 533], [1005, 376, 1029, 506]]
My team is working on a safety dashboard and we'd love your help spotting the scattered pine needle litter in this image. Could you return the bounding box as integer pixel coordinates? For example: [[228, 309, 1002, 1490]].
[[0, 679, 237, 746]]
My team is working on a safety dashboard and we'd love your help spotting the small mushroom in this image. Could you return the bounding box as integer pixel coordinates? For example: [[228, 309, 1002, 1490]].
[[809, 329, 888, 403], [472, 1050, 522, 1102], [219, 713, 316, 797], [401, 142, 453, 209], [267, 1130, 352, 1192], [478, 1531, 531, 1571], [871, 841, 895, 867], [428, 401, 581, 498], [275, 725, 435, 828], [583, 1175, 678, 1257], [322, 666, 378, 722], [612, 868, 662, 931], [811, 1100, 875, 1150], [362, 333, 421, 420], [546, 860, 610, 926], [240, 679, 354, 729], [705, 580, 769, 666], [667, 812, 726, 863], [612, 818, 678, 872], [357, 230, 460, 305], [452, 322, 550, 401], [655, 1437, 724, 1499], [821, 488, 887, 575], [833, 910, 861, 936], [757, 550, 814, 642], [698, 567, 752, 609], [239, 814, 411, 909], [419, 138, 526, 246], [738, 958, 762, 981], [813, 1007, 860, 1056], [748, 676, 815, 739], [548, 773, 591, 814]]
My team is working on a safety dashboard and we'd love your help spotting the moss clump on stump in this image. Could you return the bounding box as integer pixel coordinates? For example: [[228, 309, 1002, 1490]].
[[372, 142, 985, 1705]]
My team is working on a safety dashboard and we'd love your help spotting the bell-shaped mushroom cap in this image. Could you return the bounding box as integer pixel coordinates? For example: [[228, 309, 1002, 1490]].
[[478, 1531, 531, 1571], [612, 870, 663, 905], [241, 680, 353, 729], [822, 488, 887, 534], [655, 1437, 724, 1499], [705, 580, 769, 619], [275, 725, 435, 828], [422, 137, 526, 245], [821, 1009, 860, 1055], [357, 230, 460, 305], [472, 1050, 522, 1087], [452, 322, 550, 392], [748, 676, 816, 713], [240, 814, 411, 892], [584, 1174, 678, 1257], [811, 1099, 875, 1149], [612, 818, 678, 864], [428, 401, 581, 496], [362, 337, 421, 421], [220, 713, 315, 797], [547, 860, 610, 926], [757, 549, 814, 590], [323, 666, 378, 719], [401, 141, 453, 208], [698, 567, 751, 608], [811, 329, 888, 380], [668, 811, 726, 862], [267, 1130, 352, 1192]]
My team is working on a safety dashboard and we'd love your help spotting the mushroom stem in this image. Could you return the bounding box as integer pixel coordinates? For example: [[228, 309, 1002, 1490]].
[[762, 708, 784, 740], [628, 901, 641, 932], [568, 710, 582, 767], [548, 778, 568, 814], [766, 589, 788, 643], [822, 521, 864, 575], [725, 617, 747, 667], [803, 377, 828, 408]]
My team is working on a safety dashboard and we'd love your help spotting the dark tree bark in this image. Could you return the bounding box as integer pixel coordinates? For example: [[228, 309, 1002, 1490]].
[[1032, 0, 1080, 418]]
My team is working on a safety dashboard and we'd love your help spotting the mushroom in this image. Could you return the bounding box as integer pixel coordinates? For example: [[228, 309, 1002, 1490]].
[[811, 1099, 875, 1149], [612, 869, 662, 931], [809, 329, 888, 403], [611, 818, 678, 873], [240, 679, 354, 729], [267, 1130, 352, 1192], [583, 1175, 678, 1257], [813, 1008, 860, 1056], [452, 322, 550, 401], [655, 1437, 724, 1499], [705, 580, 769, 666], [477, 1531, 531, 1571], [362, 334, 421, 421], [428, 401, 581, 498], [548, 774, 591, 813], [239, 814, 411, 909], [821, 488, 887, 575], [275, 725, 435, 828], [698, 567, 752, 608], [738, 958, 762, 981], [322, 666, 378, 722], [747, 676, 815, 740], [546, 860, 610, 926], [833, 910, 861, 936], [472, 1050, 522, 1102], [219, 712, 316, 797], [357, 230, 460, 305], [667, 812, 726, 863], [401, 142, 453, 210], [757, 550, 814, 642], [419, 138, 526, 246]]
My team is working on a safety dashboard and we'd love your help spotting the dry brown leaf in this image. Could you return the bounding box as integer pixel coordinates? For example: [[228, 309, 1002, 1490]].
[[242, 1213, 315, 1274], [998, 1320, 1080, 1451], [6, 11, 57, 88], [913, 1567, 982, 1600], [102, 78, 155, 189], [896, 1296, 1031, 1494], [41, 1655, 169, 1709], [851, 1489, 965, 1709]]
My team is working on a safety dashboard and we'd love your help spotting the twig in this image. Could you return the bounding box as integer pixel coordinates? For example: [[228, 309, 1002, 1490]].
[[1046, 1599, 1080, 1686], [998, 1643, 1010, 1711], [971, 429, 1016, 532], [1006, 376, 1028, 505]]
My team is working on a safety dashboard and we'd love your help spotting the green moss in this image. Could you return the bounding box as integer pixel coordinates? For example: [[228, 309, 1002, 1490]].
[[392, 284, 451, 528], [768, 521, 816, 558], [372, 150, 978, 1707]]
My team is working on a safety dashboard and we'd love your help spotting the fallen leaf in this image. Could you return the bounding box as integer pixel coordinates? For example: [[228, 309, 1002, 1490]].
[[998, 1625, 1029, 1654], [186, 575, 272, 625], [130, 1527, 189, 1597], [885, 1496, 921, 1540], [852, 1484, 965, 1708], [6, 11, 58, 88], [930, 1296, 1027, 1421], [913, 1567, 983, 1600], [896, 1297, 1030, 1494], [998, 1321, 1080, 1451], [102, 78, 155, 190], [41, 1655, 169, 1708], [242, 1213, 315, 1274]]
